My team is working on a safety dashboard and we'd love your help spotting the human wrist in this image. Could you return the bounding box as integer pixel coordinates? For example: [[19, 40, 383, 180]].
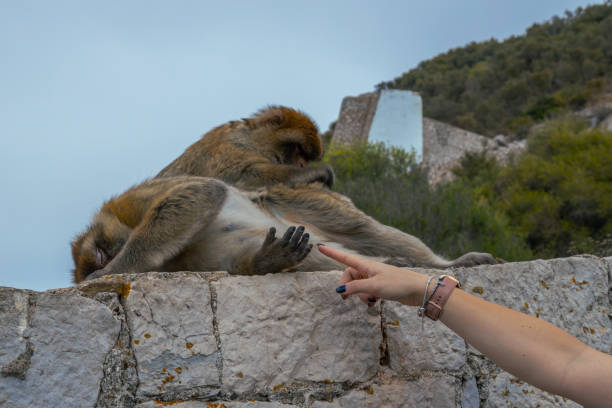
[[399, 272, 432, 307], [422, 275, 462, 321]]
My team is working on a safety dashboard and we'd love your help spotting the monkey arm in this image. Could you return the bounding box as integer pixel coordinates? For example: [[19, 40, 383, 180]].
[[238, 162, 334, 189], [87, 179, 227, 280]]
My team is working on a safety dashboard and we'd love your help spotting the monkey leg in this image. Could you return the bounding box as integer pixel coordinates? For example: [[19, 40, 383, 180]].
[[266, 184, 498, 269], [86, 179, 227, 280], [231, 226, 313, 275]]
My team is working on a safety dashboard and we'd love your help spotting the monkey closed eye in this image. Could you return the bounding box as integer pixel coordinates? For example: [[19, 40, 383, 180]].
[[96, 247, 109, 268]]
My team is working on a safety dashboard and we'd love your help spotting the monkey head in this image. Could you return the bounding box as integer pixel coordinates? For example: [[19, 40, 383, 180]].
[[71, 209, 129, 283], [246, 106, 324, 168]]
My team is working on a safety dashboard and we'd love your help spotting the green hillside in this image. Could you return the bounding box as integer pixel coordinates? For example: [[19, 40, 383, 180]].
[[378, 2, 612, 138]]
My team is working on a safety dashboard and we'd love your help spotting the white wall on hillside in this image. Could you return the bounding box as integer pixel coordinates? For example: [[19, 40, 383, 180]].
[[368, 90, 423, 158]]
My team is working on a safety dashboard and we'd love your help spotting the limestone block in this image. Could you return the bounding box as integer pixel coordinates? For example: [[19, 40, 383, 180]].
[[136, 401, 297, 408], [333, 92, 380, 145], [461, 377, 479, 408], [0, 289, 120, 408], [214, 272, 381, 395], [0, 288, 30, 368], [455, 256, 611, 354], [606, 256, 612, 287], [484, 372, 581, 408], [383, 300, 466, 374], [124, 274, 219, 397], [310, 375, 457, 408]]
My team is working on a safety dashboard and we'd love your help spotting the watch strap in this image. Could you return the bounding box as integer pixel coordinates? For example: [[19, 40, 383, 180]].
[[424, 275, 461, 321]]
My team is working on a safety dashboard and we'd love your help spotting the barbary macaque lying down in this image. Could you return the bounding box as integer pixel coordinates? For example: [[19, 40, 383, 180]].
[[71, 176, 498, 283]]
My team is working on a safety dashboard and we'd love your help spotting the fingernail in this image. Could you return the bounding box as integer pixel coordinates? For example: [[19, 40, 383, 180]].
[[317, 243, 326, 248], [368, 297, 376, 303], [335, 285, 346, 293]]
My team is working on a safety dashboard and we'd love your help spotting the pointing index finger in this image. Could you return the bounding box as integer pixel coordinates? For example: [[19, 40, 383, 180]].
[[317, 244, 369, 270]]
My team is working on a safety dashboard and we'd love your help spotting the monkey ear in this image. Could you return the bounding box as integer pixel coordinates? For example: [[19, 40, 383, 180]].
[[248, 106, 286, 129]]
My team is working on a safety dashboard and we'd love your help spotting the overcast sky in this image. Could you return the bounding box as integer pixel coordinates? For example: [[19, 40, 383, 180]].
[[0, 0, 596, 290]]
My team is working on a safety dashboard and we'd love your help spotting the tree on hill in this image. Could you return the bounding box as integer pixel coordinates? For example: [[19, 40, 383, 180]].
[[452, 116, 612, 258], [378, 2, 612, 138]]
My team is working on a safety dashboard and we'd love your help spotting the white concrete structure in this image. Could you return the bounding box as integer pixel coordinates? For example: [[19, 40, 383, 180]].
[[368, 90, 423, 158]]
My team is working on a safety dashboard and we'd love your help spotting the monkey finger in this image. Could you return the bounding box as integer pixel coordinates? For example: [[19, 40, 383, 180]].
[[296, 232, 310, 251], [280, 226, 296, 247], [289, 226, 305, 249], [295, 243, 313, 262], [262, 227, 277, 247]]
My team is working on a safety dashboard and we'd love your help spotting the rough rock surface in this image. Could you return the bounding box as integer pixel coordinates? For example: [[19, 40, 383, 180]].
[[422, 117, 526, 185], [0, 288, 121, 408], [214, 272, 381, 395], [0, 256, 610, 407], [333, 91, 380, 145], [124, 273, 220, 398], [485, 372, 581, 408], [311, 375, 458, 408], [136, 401, 297, 408], [383, 300, 465, 374]]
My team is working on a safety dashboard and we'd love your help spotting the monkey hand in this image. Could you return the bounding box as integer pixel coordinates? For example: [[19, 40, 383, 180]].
[[84, 267, 111, 281], [287, 165, 334, 188], [317, 165, 335, 188], [252, 226, 313, 273]]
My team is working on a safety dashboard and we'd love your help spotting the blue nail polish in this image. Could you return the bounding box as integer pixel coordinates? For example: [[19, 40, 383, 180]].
[[336, 285, 346, 293], [368, 297, 376, 303]]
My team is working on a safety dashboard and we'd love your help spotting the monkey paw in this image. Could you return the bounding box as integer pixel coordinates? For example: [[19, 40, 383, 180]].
[[84, 268, 110, 281], [450, 252, 499, 267], [253, 226, 313, 273], [320, 165, 335, 188]]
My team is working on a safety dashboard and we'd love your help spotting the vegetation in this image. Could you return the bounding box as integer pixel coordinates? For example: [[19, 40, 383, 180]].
[[452, 117, 612, 258], [377, 2, 612, 138], [325, 116, 612, 260], [323, 142, 533, 262], [322, 3, 612, 260]]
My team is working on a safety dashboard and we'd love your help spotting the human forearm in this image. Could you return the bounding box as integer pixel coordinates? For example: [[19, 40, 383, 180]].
[[440, 289, 612, 407]]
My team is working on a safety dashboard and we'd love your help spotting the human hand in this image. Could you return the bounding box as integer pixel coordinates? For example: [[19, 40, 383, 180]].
[[317, 244, 429, 307]]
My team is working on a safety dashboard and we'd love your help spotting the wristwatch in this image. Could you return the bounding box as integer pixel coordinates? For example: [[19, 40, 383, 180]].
[[424, 275, 461, 321]]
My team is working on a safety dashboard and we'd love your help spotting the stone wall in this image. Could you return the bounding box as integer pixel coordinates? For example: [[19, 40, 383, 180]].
[[332, 92, 526, 185], [422, 118, 525, 185], [1, 257, 610, 407], [331, 92, 380, 146]]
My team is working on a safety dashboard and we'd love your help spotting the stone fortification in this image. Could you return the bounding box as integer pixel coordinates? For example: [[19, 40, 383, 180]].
[[1, 257, 610, 407], [332, 92, 380, 145], [422, 118, 526, 185], [333, 92, 526, 185]]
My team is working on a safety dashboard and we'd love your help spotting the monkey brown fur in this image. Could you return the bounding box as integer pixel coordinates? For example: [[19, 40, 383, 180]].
[[157, 106, 333, 189], [72, 176, 498, 283]]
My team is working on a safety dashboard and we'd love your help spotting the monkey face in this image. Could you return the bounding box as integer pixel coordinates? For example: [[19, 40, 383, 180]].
[[281, 143, 308, 168], [71, 228, 108, 283], [71, 211, 129, 283]]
